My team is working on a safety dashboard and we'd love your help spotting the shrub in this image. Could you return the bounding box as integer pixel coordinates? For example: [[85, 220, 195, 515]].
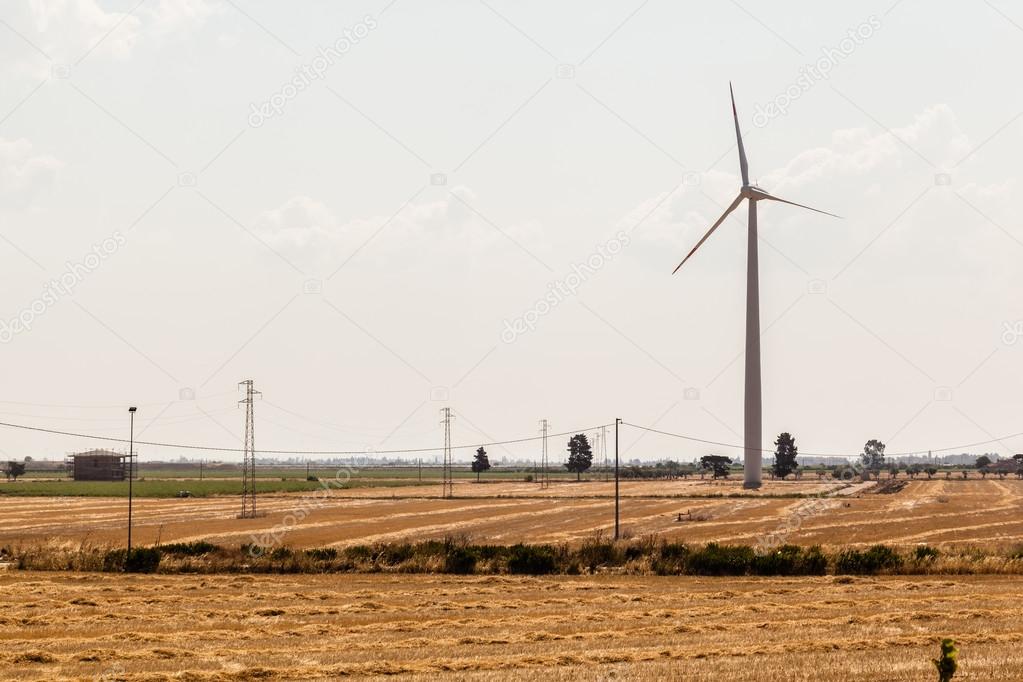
[[268, 547, 293, 560], [798, 545, 828, 575], [304, 548, 338, 561], [577, 538, 620, 572], [160, 541, 220, 557], [835, 545, 903, 574], [342, 545, 374, 561], [376, 544, 415, 565], [241, 543, 267, 558], [933, 638, 958, 682], [524, 474, 534, 482], [506, 544, 558, 574], [751, 545, 827, 576], [685, 544, 755, 576], [306, 475, 319, 482], [914, 545, 940, 562], [444, 546, 477, 574], [103, 547, 162, 573]]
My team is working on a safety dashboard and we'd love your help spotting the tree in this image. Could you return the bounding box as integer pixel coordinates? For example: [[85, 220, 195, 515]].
[[564, 434, 593, 481], [925, 467, 937, 479], [700, 455, 732, 479], [1014, 454, 1023, 479], [976, 455, 991, 478], [4, 461, 25, 481], [772, 432, 798, 480], [471, 446, 490, 482], [862, 439, 886, 471]]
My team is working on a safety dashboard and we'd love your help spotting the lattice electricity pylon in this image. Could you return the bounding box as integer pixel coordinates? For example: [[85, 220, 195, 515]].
[[538, 419, 550, 489], [238, 379, 261, 518], [440, 407, 454, 498]]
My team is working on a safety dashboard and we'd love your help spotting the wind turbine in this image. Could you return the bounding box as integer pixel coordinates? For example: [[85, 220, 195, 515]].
[[673, 83, 839, 489]]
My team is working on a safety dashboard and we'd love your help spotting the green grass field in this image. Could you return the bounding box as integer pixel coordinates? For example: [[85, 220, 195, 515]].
[[0, 470, 552, 496]]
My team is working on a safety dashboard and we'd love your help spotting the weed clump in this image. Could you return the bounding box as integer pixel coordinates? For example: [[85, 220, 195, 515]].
[[103, 547, 162, 573], [835, 545, 903, 574], [506, 544, 558, 574]]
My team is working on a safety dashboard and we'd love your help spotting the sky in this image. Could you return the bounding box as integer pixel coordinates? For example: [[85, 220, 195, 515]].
[[1, 0, 1021, 464]]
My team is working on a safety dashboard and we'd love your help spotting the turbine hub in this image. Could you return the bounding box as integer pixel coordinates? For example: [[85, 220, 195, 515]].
[[741, 185, 769, 201]]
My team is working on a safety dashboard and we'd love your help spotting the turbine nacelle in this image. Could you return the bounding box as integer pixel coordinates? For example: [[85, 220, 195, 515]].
[[741, 185, 768, 201]]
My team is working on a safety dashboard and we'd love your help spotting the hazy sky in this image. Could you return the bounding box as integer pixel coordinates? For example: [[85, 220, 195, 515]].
[[1, 0, 1021, 464]]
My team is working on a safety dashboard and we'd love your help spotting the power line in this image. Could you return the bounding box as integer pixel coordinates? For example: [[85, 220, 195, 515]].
[[0, 415, 1016, 460], [0, 417, 612, 455], [622, 422, 1023, 458]]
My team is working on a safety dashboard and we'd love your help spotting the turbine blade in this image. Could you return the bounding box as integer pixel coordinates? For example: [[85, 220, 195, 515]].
[[758, 191, 842, 219], [672, 194, 745, 274], [730, 82, 750, 186]]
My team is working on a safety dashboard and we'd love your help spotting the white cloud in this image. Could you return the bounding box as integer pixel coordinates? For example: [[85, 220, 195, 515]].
[[3, 0, 219, 76], [254, 188, 548, 274], [0, 137, 62, 210], [144, 0, 222, 37]]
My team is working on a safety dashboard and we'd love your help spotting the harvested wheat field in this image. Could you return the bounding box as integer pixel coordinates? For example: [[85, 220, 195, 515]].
[[2, 479, 1022, 551], [1, 571, 1021, 680]]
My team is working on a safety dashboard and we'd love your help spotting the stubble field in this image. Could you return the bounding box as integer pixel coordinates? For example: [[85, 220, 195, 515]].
[[2, 571, 1022, 681], [2, 478, 1021, 550]]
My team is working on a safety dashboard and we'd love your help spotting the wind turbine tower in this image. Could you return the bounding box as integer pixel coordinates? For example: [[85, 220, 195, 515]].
[[672, 84, 839, 488]]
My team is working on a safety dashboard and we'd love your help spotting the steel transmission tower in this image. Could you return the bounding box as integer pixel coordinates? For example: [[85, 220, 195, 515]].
[[538, 419, 550, 488], [440, 407, 454, 498], [238, 379, 261, 518]]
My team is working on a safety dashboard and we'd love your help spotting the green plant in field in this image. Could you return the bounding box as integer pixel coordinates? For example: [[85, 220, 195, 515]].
[[443, 546, 477, 574], [506, 544, 558, 574], [932, 638, 958, 682], [103, 547, 161, 573]]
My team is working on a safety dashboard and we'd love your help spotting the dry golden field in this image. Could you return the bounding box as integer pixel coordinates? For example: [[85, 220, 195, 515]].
[[2, 478, 1022, 551], [1, 571, 1022, 681]]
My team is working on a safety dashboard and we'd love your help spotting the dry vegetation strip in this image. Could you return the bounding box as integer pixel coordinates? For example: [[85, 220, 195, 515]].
[[1, 572, 1022, 680]]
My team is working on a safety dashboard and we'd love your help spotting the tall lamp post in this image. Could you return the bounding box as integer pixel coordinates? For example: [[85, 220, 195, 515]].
[[127, 406, 137, 558], [614, 418, 622, 541]]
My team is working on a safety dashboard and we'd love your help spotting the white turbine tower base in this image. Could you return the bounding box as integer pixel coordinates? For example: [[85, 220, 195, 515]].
[[673, 84, 840, 489]]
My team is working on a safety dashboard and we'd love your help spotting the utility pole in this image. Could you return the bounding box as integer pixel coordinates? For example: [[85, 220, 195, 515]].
[[238, 379, 261, 518], [440, 407, 454, 498], [127, 406, 137, 559], [199, 459, 204, 481], [615, 418, 621, 541], [306, 459, 310, 480], [418, 458, 422, 483], [538, 419, 549, 489]]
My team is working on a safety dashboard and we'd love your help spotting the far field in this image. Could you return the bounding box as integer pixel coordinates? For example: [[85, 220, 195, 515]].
[[2, 571, 1021, 680], [2, 478, 1021, 550]]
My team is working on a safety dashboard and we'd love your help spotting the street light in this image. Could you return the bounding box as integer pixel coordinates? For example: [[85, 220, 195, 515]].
[[127, 406, 137, 560], [615, 417, 622, 541]]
